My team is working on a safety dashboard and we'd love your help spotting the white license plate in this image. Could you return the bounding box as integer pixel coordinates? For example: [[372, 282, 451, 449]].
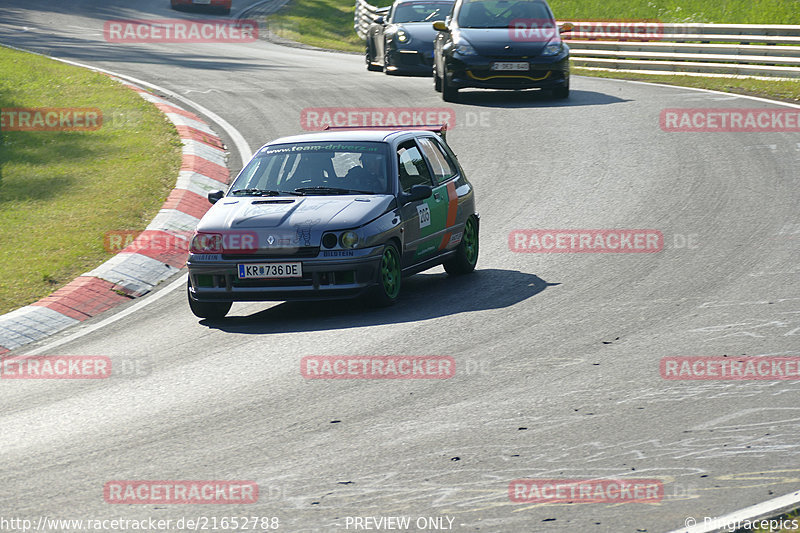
[[491, 62, 530, 71], [193, 0, 212, 4], [238, 263, 302, 279]]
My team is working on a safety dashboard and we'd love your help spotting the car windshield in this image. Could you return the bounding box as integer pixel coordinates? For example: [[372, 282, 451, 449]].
[[229, 142, 392, 196], [392, 1, 453, 23], [457, 0, 553, 29]]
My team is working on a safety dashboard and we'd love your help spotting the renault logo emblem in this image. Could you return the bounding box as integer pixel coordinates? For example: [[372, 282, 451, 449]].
[[266, 235, 275, 245]]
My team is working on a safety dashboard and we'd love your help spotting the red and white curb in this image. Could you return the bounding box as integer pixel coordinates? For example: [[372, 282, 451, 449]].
[[0, 78, 229, 355]]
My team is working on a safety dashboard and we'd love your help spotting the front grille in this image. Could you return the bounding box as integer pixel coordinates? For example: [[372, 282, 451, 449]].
[[222, 247, 319, 260]]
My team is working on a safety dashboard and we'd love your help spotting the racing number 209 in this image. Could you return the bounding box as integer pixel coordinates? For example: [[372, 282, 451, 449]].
[[417, 204, 431, 228]]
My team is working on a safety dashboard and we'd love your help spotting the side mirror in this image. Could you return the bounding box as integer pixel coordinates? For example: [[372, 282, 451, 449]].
[[432, 20, 449, 32], [559, 22, 574, 33], [401, 184, 433, 204], [208, 190, 224, 204], [375, 15, 385, 24]]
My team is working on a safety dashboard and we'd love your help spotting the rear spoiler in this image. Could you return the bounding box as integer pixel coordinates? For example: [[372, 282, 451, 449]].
[[322, 124, 448, 140]]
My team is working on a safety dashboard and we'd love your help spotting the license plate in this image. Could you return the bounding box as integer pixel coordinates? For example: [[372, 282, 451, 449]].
[[491, 62, 530, 71], [238, 263, 302, 279], [193, 0, 212, 4]]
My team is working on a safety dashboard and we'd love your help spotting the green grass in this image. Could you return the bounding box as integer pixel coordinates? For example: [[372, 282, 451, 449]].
[[0, 45, 181, 315], [549, 0, 799, 24], [574, 68, 800, 103], [267, 0, 365, 52]]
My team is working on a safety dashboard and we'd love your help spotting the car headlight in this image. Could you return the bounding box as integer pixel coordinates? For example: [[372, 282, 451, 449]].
[[541, 41, 563, 56], [340, 231, 360, 249], [396, 28, 409, 43], [190, 232, 222, 253], [454, 40, 477, 56]]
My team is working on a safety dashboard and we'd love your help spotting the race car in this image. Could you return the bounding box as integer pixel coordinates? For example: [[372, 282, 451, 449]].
[[432, 0, 572, 100], [187, 126, 479, 319], [170, 0, 232, 15], [365, 0, 455, 74]]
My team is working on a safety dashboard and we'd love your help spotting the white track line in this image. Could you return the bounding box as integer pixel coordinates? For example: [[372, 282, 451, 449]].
[[668, 488, 800, 533]]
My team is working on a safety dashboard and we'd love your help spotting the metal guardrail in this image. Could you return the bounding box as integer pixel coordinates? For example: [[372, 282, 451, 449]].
[[353, 0, 800, 79]]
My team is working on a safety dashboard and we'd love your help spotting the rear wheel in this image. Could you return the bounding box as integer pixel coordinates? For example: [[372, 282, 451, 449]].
[[444, 216, 479, 275], [441, 66, 459, 102], [368, 243, 402, 306], [187, 280, 231, 319]]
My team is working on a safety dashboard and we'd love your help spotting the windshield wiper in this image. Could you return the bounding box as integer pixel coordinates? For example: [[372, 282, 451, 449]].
[[230, 188, 299, 196], [293, 186, 373, 195]]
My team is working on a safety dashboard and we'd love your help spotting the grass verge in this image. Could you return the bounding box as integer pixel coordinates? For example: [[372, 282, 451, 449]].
[[0, 45, 182, 315], [574, 68, 800, 104]]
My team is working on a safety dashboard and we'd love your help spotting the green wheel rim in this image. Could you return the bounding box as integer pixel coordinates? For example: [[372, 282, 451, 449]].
[[463, 217, 478, 265], [380, 246, 401, 298]]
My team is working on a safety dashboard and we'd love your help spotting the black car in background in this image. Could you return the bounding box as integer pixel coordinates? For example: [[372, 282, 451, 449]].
[[432, 0, 572, 100], [366, 0, 455, 74]]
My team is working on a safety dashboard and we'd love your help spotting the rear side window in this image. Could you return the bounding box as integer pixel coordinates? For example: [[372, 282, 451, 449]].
[[397, 140, 434, 192], [417, 137, 457, 184]]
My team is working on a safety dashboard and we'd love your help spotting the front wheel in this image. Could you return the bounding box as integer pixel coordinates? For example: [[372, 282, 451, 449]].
[[187, 280, 232, 319], [433, 65, 442, 92], [366, 42, 382, 71], [552, 81, 569, 99], [367, 243, 402, 306], [441, 66, 459, 102], [444, 216, 479, 275]]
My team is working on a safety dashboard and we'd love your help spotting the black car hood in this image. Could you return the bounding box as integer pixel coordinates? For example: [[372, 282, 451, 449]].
[[390, 22, 439, 49], [457, 28, 555, 56]]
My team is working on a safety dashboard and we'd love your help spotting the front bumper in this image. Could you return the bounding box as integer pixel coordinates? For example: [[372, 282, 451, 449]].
[[445, 54, 569, 89], [187, 245, 383, 302], [386, 47, 435, 74]]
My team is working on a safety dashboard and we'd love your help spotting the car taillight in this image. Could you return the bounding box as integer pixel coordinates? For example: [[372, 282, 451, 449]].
[[190, 233, 222, 253]]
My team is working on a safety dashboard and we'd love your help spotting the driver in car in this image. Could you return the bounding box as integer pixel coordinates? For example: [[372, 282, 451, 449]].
[[344, 152, 386, 192]]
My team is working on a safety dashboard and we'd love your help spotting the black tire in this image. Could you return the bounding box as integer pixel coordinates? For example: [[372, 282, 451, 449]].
[[187, 280, 231, 319], [433, 65, 442, 92], [367, 243, 402, 307], [443, 215, 479, 275], [441, 66, 459, 102], [382, 50, 396, 75], [553, 81, 569, 99], [366, 42, 382, 71]]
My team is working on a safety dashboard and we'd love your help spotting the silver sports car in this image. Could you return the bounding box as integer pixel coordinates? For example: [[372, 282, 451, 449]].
[[186, 127, 479, 319]]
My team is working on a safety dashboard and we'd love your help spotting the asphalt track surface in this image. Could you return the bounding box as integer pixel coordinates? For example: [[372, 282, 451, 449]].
[[1, 1, 799, 531]]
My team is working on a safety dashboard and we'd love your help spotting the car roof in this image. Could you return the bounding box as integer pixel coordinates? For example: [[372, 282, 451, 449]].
[[264, 129, 434, 146]]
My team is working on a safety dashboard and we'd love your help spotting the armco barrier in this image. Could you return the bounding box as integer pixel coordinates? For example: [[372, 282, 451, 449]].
[[353, 0, 800, 79]]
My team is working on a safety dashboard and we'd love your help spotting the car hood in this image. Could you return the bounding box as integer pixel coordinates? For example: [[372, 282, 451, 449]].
[[390, 22, 438, 47], [195, 195, 393, 248], [457, 28, 555, 56]]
